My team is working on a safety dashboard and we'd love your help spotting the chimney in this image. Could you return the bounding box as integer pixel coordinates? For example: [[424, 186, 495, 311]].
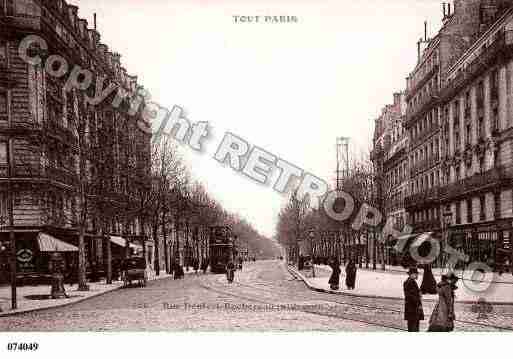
[[417, 39, 421, 61], [448, 3, 451, 15], [443, 3, 447, 18], [424, 21, 428, 41], [94, 13, 97, 31]]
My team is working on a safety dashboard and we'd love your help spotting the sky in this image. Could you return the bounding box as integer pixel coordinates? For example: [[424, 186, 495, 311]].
[[73, 0, 444, 238]]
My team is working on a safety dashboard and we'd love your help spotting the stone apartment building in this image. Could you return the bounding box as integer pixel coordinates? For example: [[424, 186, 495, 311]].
[[371, 92, 408, 265], [399, 0, 513, 267], [0, 0, 152, 283]]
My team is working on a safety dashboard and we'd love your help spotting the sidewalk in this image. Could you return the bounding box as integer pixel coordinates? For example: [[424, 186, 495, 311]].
[[290, 265, 513, 304], [0, 271, 174, 317]]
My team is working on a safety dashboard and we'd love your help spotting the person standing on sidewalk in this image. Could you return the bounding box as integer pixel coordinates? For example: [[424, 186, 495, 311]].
[[328, 257, 341, 290], [427, 273, 458, 332], [345, 259, 357, 290], [403, 267, 424, 332]]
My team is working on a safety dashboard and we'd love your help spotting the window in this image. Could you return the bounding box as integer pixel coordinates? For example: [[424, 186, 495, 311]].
[[0, 40, 6, 65], [478, 117, 484, 139], [491, 69, 499, 100], [5, 0, 14, 16], [477, 81, 484, 108], [480, 196, 486, 221], [0, 91, 7, 117], [0, 142, 7, 177], [467, 199, 472, 223], [456, 201, 461, 225]]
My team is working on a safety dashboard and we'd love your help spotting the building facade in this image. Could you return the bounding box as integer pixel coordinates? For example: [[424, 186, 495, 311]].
[[0, 0, 152, 283], [372, 92, 408, 265], [373, 0, 513, 269]]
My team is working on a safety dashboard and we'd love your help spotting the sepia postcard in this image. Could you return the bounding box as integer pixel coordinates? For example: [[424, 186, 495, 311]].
[[1, 0, 513, 357]]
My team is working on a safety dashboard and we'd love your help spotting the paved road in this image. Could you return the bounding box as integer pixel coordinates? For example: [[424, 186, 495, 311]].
[[1, 260, 512, 331]]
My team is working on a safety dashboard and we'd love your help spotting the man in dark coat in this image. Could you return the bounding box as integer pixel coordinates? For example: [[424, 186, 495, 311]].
[[420, 264, 437, 294], [328, 257, 341, 290], [345, 259, 357, 290], [403, 267, 424, 332]]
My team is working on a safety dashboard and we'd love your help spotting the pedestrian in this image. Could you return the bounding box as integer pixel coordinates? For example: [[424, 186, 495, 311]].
[[226, 259, 235, 283], [328, 257, 341, 290], [427, 272, 458, 332], [202, 259, 209, 274], [403, 267, 424, 332], [193, 258, 199, 274], [420, 264, 437, 294], [345, 259, 357, 290]]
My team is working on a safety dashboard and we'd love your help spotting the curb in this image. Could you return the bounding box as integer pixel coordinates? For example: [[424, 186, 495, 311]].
[[287, 265, 513, 306], [0, 274, 173, 318]]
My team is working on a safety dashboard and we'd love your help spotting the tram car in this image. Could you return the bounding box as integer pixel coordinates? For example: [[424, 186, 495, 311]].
[[209, 226, 237, 273]]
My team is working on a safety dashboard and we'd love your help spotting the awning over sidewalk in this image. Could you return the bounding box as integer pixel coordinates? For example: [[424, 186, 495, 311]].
[[110, 236, 143, 251], [110, 236, 126, 247], [37, 232, 78, 252]]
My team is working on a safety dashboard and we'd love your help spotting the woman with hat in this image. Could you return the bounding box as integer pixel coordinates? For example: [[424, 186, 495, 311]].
[[427, 272, 458, 332], [403, 267, 424, 332]]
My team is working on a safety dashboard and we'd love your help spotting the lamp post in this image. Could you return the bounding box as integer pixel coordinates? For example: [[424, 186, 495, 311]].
[[308, 229, 316, 278], [442, 209, 453, 270]]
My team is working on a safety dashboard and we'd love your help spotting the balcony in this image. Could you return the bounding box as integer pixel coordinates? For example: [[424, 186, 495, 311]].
[[46, 166, 77, 187], [410, 124, 439, 149], [410, 155, 440, 177], [44, 120, 77, 145], [405, 186, 441, 210], [442, 30, 513, 102], [413, 219, 442, 232], [406, 89, 440, 126], [439, 166, 512, 200], [406, 65, 439, 101]]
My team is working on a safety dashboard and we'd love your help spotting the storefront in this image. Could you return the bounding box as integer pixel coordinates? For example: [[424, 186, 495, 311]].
[[0, 232, 78, 286], [448, 220, 513, 270]]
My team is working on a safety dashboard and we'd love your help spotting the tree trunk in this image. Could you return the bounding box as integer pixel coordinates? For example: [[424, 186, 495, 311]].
[[104, 225, 112, 284], [175, 217, 180, 264], [163, 213, 169, 274], [153, 224, 160, 276], [78, 225, 89, 291]]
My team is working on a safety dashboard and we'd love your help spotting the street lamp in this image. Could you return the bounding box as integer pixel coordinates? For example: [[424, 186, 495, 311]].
[[308, 229, 316, 278], [442, 208, 453, 270]]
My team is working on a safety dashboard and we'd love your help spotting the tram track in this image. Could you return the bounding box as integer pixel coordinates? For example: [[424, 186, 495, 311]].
[[200, 263, 513, 332], [197, 280, 406, 331]]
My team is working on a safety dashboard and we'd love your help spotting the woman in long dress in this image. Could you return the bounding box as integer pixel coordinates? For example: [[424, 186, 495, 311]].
[[428, 273, 458, 332]]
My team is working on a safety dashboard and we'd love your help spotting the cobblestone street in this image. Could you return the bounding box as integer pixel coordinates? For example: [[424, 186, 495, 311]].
[[1, 261, 512, 331]]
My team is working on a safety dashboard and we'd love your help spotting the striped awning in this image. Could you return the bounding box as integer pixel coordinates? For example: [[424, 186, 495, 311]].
[[37, 232, 78, 252]]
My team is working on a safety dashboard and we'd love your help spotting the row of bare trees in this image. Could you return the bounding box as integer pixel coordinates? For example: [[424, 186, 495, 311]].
[[276, 158, 393, 270], [29, 76, 278, 290]]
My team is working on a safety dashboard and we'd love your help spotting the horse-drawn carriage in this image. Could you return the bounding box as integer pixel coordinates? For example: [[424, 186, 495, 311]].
[[121, 257, 147, 287]]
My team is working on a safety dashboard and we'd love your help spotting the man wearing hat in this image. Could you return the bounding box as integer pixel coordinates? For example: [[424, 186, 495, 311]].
[[403, 267, 424, 332]]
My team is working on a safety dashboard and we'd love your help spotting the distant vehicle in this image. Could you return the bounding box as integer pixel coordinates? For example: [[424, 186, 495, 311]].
[[121, 256, 147, 287], [209, 226, 236, 274]]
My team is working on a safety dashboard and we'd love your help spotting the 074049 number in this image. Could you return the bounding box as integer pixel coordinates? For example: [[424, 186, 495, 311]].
[[7, 343, 39, 351]]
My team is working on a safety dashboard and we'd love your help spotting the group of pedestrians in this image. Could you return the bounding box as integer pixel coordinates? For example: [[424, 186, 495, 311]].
[[404, 267, 458, 332], [328, 257, 357, 291], [326, 258, 458, 332]]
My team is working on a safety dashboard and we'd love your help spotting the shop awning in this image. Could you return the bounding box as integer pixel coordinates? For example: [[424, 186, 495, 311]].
[[110, 236, 126, 247], [37, 232, 78, 252], [110, 236, 143, 251]]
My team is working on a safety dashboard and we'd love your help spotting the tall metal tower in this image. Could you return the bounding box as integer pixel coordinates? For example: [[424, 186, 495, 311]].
[[336, 137, 350, 190]]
